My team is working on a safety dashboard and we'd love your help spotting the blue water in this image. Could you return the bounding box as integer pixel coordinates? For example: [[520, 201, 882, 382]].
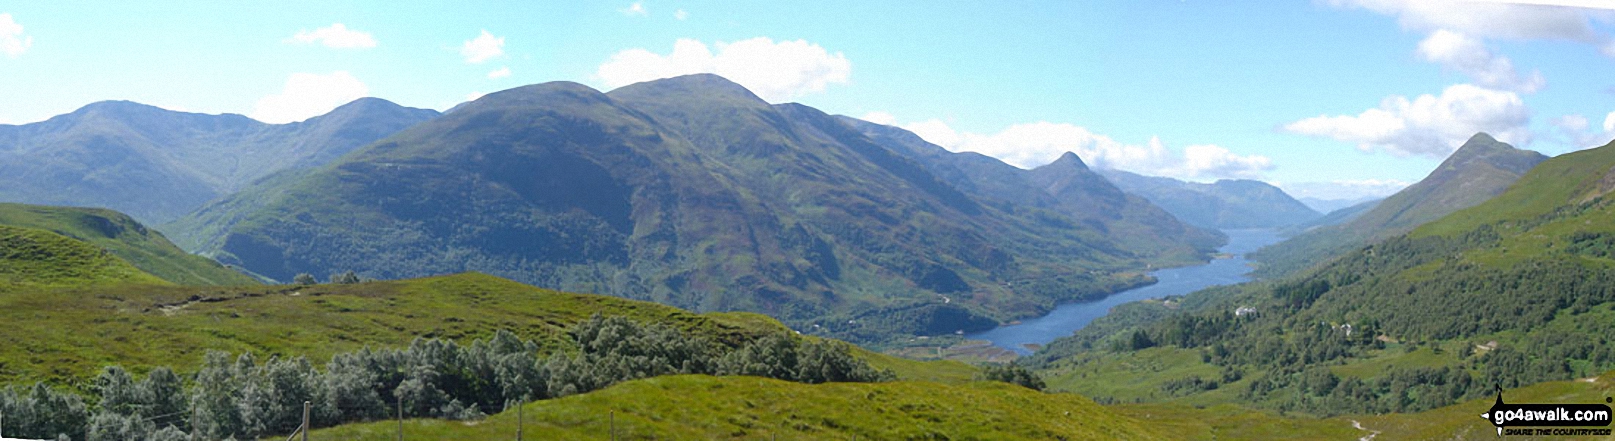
[[965, 229, 1284, 355]]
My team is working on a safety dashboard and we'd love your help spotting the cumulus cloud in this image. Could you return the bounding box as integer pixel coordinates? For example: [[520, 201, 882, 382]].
[[1280, 179, 1412, 201], [1330, 0, 1611, 42], [870, 116, 1273, 180], [675, 9, 689, 20], [1551, 112, 1615, 149], [249, 71, 369, 124], [288, 23, 377, 49], [461, 30, 505, 64], [1416, 30, 1543, 92], [1285, 83, 1531, 157], [487, 66, 511, 79], [597, 37, 852, 102], [1, 13, 32, 58], [620, 2, 648, 16]]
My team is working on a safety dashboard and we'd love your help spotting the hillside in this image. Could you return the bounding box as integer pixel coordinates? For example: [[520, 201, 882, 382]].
[[172, 75, 1220, 344], [0, 203, 256, 285], [1097, 169, 1321, 229], [0, 98, 437, 224], [841, 118, 1223, 260], [1251, 132, 1547, 277], [305, 375, 1166, 440], [1025, 137, 1615, 419], [0, 224, 166, 287]]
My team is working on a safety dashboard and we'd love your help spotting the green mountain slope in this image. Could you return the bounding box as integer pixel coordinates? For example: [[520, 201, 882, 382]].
[[0, 224, 165, 287], [0, 98, 437, 224], [1027, 137, 1615, 419], [177, 75, 1218, 344], [0, 203, 256, 285], [1252, 132, 1546, 277], [840, 118, 1223, 261], [1097, 169, 1321, 229], [304, 375, 1166, 440]]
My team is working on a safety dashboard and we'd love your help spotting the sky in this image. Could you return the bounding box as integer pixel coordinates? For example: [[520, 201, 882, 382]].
[[2, 1, 1614, 202]]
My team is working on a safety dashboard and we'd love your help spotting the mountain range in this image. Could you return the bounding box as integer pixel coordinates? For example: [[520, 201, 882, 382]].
[[1096, 169, 1321, 229], [1250, 133, 1547, 276], [162, 74, 1222, 342], [0, 98, 438, 224]]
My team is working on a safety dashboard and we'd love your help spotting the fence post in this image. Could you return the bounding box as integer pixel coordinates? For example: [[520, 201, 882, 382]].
[[610, 410, 616, 441], [516, 401, 523, 441], [398, 394, 404, 441], [302, 400, 310, 441]]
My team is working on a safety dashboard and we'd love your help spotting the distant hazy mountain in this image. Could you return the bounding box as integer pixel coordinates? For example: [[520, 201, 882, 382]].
[[173, 74, 1220, 342], [0, 99, 438, 224], [1252, 133, 1547, 276], [1093, 169, 1321, 229], [840, 118, 1224, 261], [1284, 198, 1382, 234], [1297, 196, 1381, 214]]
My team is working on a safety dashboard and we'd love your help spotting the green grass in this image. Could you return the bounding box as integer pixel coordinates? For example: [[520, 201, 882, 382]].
[[298, 375, 1167, 440], [1360, 371, 1615, 440], [0, 272, 967, 387], [0, 203, 258, 286], [1039, 346, 1227, 404], [0, 224, 167, 287]]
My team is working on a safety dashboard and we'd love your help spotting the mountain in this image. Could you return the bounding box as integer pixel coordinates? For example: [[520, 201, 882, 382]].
[[1250, 133, 1547, 277], [1298, 196, 1380, 214], [0, 99, 438, 224], [1282, 198, 1382, 234], [1029, 137, 1615, 419], [840, 118, 1223, 261], [0, 224, 165, 287], [172, 74, 1219, 343], [1096, 169, 1322, 229], [0, 203, 255, 285]]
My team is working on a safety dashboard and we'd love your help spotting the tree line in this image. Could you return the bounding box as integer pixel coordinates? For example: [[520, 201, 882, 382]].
[[0, 314, 893, 440]]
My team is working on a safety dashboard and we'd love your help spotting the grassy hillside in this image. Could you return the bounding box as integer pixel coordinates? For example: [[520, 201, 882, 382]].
[[1025, 138, 1615, 420], [1251, 132, 1545, 277], [0, 203, 257, 285], [0, 224, 166, 287], [0, 272, 966, 386], [301, 375, 1165, 440]]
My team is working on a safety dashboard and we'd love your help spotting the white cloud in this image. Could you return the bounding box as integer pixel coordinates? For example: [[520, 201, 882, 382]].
[[597, 37, 852, 102], [1605, 111, 1615, 133], [288, 23, 377, 49], [880, 117, 1272, 180], [1284, 83, 1531, 157], [620, 2, 647, 16], [1330, 0, 1610, 42], [675, 9, 689, 20], [249, 71, 369, 124], [859, 111, 897, 126], [461, 30, 505, 64], [1416, 30, 1543, 92], [1, 13, 32, 58], [1280, 179, 1412, 201], [487, 66, 511, 79]]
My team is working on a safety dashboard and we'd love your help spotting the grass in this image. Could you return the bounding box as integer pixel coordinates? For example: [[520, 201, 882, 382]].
[[1039, 346, 1228, 404], [297, 375, 1167, 440], [1360, 371, 1615, 440], [0, 224, 167, 287], [0, 203, 258, 286], [0, 272, 968, 387]]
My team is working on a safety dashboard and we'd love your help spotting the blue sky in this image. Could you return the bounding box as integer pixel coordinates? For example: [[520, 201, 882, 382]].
[[2, 1, 1613, 201]]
